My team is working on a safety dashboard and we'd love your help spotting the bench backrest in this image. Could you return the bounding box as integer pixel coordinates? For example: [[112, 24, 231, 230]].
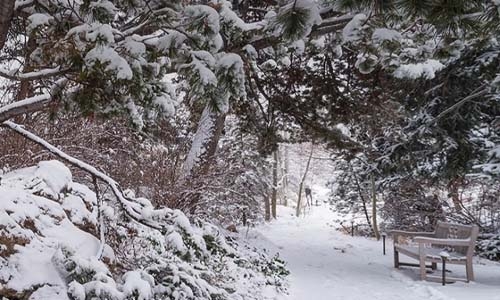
[[433, 221, 479, 255]]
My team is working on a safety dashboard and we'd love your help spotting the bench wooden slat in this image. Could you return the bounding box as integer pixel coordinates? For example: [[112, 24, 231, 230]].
[[395, 245, 466, 262]]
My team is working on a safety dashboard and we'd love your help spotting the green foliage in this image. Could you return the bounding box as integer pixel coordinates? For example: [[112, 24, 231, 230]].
[[394, 0, 432, 16], [276, 6, 312, 41], [335, 0, 375, 11], [476, 235, 500, 261], [262, 254, 290, 278], [204, 234, 227, 255], [53, 246, 104, 284]]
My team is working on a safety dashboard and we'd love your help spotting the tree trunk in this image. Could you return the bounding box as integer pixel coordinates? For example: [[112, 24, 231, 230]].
[[283, 144, 289, 206], [271, 150, 278, 219], [350, 163, 374, 234], [264, 195, 271, 221], [181, 104, 226, 178], [296, 143, 314, 217], [0, 0, 15, 51], [16, 33, 38, 101], [371, 174, 380, 240], [447, 177, 463, 212]]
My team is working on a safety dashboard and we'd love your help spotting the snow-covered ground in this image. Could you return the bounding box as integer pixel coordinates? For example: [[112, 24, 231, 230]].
[[247, 184, 500, 300]]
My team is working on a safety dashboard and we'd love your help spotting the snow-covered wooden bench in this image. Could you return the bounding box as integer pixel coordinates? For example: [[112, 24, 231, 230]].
[[390, 221, 479, 282]]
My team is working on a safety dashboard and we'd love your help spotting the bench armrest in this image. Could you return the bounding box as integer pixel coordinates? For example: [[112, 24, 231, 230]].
[[413, 237, 471, 247]]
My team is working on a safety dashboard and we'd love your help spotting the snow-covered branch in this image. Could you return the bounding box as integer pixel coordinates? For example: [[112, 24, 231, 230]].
[[0, 66, 69, 81], [426, 84, 490, 127], [0, 94, 52, 123], [1, 120, 168, 232], [311, 13, 354, 37], [0, 79, 67, 122]]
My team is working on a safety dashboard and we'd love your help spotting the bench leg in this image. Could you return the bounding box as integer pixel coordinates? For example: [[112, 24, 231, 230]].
[[419, 244, 426, 280], [419, 261, 427, 280], [466, 260, 474, 282], [394, 248, 399, 268], [431, 262, 437, 270], [419, 260, 427, 280]]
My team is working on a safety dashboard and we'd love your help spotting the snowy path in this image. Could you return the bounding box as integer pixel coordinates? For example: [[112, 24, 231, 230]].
[[248, 189, 500, 300]]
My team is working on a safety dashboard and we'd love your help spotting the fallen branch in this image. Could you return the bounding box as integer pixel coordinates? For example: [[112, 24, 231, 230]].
[[0, 94, 52, 123], [93, 175, 106, 259], [0, 79, 67, 123]]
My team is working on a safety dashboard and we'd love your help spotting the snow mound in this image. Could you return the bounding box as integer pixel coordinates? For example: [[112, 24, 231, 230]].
[[0, 161, 102, 298], [1, 160, 73, 199], [0, 161, 288, 300], [35, 160, 73, 196]]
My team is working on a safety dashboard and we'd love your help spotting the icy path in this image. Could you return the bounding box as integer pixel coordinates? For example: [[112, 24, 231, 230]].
[[248, 192, 500, 300]]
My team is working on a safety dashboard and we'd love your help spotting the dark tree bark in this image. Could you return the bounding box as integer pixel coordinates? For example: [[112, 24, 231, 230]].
[[271, 150, 278, 219], [448, 177, 464, 212], [264, 195, 271, 221], [0, 95, 52, 123], [181, 104, 226, 179], [371, 174, 380, 240], [0, 0, 15, 51], [350, 163, 374, 235], [296, 143, 314, 217]]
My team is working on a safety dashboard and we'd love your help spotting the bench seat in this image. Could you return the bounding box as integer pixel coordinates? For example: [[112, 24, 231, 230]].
[[395, 244, 466, 263]]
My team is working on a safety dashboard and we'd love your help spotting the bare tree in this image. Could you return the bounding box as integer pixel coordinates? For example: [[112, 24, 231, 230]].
[[349, 162, 374, 234], [296, 143, 314, 217], [271, 150, 278, 219], [282, 144, 290, 206], [371, 174, 380, 240]]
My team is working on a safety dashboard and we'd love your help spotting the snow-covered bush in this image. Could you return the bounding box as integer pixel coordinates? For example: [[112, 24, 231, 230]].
[[0, 111, 270, 229], [444, 178, 500, 234], [476, 235, 500, 261], [0, 161, 288, 300], [380, 178, 448, 232]]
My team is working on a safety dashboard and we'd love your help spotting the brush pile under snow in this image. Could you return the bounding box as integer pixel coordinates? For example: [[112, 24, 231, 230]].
[[0, 160, 288, 300]]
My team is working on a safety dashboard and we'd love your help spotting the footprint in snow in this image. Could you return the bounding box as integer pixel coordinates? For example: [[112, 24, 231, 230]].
[[333, 246, 346, 253]]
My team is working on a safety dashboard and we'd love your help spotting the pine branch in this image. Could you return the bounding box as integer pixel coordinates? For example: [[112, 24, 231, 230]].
[[426, 84, 490, 127]]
